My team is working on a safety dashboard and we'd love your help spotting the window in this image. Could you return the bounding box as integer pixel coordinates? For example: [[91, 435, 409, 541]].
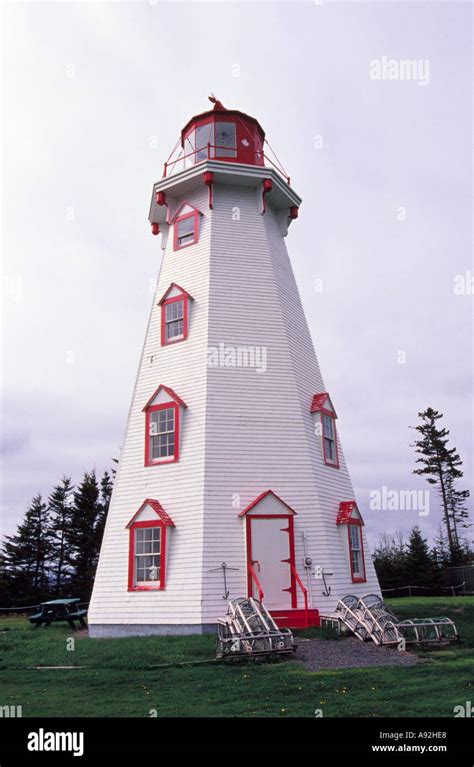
[[348, 522, 366, 582], [174, 211, 198, 250], [322, 413, 339, 467], [161, 296, 187, 345], [142, 385, 187, 466], [195, 123, 214, 161], [159, 284, 193, 346], [134, 526, 161, 584], [215, 122, 236, 157], [127, 500, 175, 591], [149, 405, 175, 460]]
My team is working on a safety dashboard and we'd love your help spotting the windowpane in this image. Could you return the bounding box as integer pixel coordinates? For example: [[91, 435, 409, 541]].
[[149, 407, 176, 460], [195, 123, 214, 160], [322, 414, 334, 439], [176, 215, 196, 247], [215, 122, 236, 157], [134, 526, 162, 583]]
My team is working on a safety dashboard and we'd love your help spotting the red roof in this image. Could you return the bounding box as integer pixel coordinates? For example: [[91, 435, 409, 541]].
[[142, 385, 187, 412], [238, 489, 297, 517], [181, 99, 265, 143], [336, 501, 361, 525], [126, 499, 175, 528], [158, 283, 194, 305], [310, 392, 337, 417]]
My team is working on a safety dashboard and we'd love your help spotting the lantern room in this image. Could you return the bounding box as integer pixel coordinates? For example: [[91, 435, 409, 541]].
[[180, 96, 265, 168]]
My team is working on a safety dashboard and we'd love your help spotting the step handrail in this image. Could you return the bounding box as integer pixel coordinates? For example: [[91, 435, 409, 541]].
[[291, 564, 309, 628], [248, 564, 264, 602]]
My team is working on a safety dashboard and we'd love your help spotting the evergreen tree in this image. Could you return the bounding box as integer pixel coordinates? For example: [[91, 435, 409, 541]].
[[48, 477, 74, 594], [2, 495, 51, 602], [372, 532, 407, 591], [66, 471, 102, 599], [411, 408, 471, 564], [405, 526, 438, 588]]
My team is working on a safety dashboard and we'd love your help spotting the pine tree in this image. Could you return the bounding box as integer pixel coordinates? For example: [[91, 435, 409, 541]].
[[2, 495, 51, 603], [48, 477, 74, 595], [66, 471, 102, 600], [411, 408, 471, 564], [405, 526, 437, 588]]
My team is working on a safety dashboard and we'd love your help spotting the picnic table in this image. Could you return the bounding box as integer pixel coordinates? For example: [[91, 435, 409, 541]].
[[29, 599, 88, 630]]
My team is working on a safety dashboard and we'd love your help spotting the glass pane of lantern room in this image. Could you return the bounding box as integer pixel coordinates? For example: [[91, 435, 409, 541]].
[[183, 129, 195, 168], [195, 123, 214, 161], [215, 122, 236, 157]]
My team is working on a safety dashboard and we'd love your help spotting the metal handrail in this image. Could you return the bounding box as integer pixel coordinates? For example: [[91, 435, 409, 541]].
[[248, 564, 264, 602], [291, 564, 309, 628], [162, 143, 291, 184]]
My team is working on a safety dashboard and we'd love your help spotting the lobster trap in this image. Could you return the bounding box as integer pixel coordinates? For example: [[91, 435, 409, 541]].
[[216, 597, 296, 659]]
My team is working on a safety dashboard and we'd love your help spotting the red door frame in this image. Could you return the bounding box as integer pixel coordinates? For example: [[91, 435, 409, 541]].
[[245, 514, 297, 608]]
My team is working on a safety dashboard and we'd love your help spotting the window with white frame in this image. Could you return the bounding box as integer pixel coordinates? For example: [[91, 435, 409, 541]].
[[348, 523, 365, 581], [164, 299, 184, 342], [322, 413, 337, 465], [175, 214, 197, 248], [134, 526, 162, 584], [149, 406, 176, 461]]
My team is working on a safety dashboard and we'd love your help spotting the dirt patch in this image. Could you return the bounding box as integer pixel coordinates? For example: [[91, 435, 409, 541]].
[[294, 636, 422, 671]]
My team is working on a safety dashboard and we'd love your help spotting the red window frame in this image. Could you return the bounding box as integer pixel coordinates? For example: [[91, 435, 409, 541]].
[[173, 210, 199, 251], [321, 410, 340, 468], [144, 401, 180, 466], [127, 519, 168, 591], [347, 520, 367, 583], [161, 294, 189, 346]]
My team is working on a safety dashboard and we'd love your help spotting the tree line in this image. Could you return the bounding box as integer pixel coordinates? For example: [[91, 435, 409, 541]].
[[0, 469, 114, 607]]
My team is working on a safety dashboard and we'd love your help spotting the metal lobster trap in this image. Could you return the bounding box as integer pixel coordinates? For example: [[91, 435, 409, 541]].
[[335, 593, 459, 646], [216, 597, 296, 659]]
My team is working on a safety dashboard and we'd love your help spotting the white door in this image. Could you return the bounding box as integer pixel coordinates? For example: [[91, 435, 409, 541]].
[[250, 517, 292, 608]]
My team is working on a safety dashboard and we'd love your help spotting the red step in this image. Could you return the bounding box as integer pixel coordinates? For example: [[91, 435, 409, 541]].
[[270, 608, 320, 629]]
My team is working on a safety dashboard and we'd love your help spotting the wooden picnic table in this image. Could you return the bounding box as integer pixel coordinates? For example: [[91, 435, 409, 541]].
[[28, 598, 88, 630]]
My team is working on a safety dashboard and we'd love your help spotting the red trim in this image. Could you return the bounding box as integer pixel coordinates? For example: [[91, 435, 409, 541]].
[[126, 498, 175, 529], [127, 519, 170, 592], [170, 200, 203, 223], [173, 210, 199, 251], [310, 392, 337, 418], [151, 223, 160, 236], [261, 178, 272, 214], [160, 294, 189, 347], [245, 512, 297, 607], [142, 384, 187, 412], [203, 171, 214, 210], [158, 283, 194, 305], [347, 520, 367, 583], [289, 205, 299, 220], [336, 500, 363, 525], [238, 489, 297, 517], [144, 401, 180, 466]]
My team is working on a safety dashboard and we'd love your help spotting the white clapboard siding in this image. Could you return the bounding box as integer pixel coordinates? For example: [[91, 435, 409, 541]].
[[89, 172, 380, 635]]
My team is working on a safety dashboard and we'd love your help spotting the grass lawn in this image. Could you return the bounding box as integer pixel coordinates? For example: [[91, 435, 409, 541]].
[[0, 597, 473, 717]]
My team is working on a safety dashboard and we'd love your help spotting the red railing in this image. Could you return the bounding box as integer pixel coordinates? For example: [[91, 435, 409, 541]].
[[291, 564, 309, 628], [248, 563, 264, 602], [162, 143, 291, 185]]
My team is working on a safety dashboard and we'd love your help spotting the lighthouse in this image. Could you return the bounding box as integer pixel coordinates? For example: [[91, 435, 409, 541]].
[[88, 98, 381, 637]]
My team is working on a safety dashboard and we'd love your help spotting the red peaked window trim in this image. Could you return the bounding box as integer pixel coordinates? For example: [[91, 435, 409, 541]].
[[310, 392, 338, 418], [127, 499, 175, 591], [347, 519, 367, 584], [158, 283, 194, 305], [142, 385, 187, 412], [142, 387, 187, 467], [173, 210, 199, 251], [336, 501, 362, 525], [161, 294, 189, 346], [238, 489, 297, 517]]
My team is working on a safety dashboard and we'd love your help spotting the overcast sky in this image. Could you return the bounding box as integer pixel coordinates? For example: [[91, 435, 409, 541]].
[[2, 1, 472, 552]]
